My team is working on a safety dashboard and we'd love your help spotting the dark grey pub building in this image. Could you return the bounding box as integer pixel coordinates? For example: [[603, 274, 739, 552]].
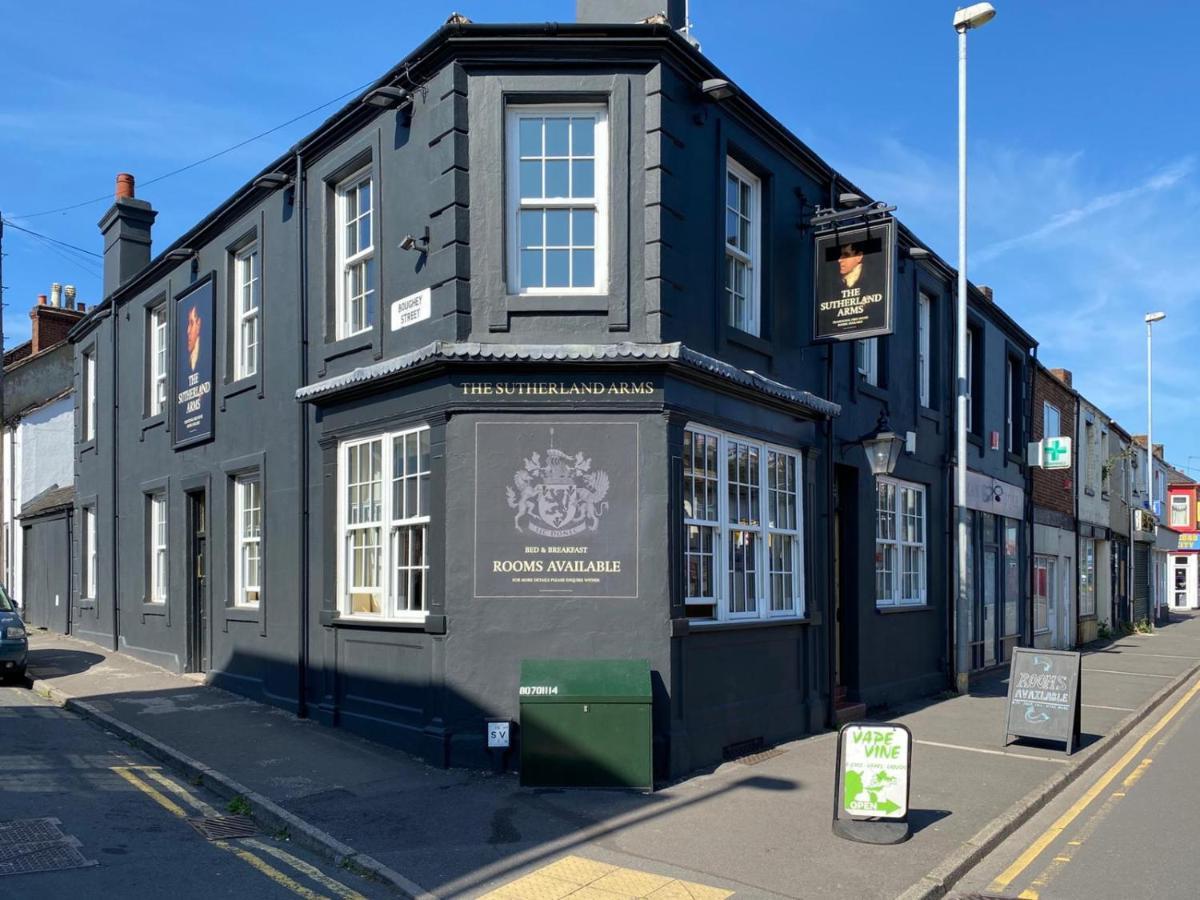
[[72, 3, 1021, 778]]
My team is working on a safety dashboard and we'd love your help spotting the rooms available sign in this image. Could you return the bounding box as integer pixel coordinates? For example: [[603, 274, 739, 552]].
[[173, 278, 215, 449], [473, 421, 640, 599]]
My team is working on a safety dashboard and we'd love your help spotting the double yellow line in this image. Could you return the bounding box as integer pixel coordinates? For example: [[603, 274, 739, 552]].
[[988, 676, 1200, 896], [111, 764, 365, 900]]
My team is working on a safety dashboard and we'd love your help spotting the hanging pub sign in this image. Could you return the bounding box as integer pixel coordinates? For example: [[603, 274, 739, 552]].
[[832, 722, 912, 844], [173, 277, 215, 449], [1004, 648, 1082, 754], [813, 219, 895, 342]]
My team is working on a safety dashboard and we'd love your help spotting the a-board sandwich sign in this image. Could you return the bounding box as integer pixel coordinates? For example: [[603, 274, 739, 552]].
[[832, 722, 912, 845], [1004, 648, 1082, 754]]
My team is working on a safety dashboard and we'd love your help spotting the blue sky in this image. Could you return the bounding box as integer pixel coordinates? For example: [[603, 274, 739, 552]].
[[2, 1, 1196, 473]]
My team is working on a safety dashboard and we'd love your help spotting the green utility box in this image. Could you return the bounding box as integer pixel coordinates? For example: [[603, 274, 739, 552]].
[[519, 659, 653, 790]]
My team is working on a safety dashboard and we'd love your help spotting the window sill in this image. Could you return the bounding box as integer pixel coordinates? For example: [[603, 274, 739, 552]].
[[1085, 488, 1096, 497], [876, 604, 932, 615], [726, 327, 772, 357], [223, 378, 259, 401], [1078, 613, 1098, 622], [79, 598, 96, 609], [1033, 627, 1051, 635], [323, 333, 374, 363], [506, 294, 610, 314], [141, 602, 167, 616], [79, 439, 97, 456], [225, 606, 261, 623], [687, 616, 810, 632], [322, 611, 446, 634], [919, 407, 941, 423], [858, 381, 888, 402]]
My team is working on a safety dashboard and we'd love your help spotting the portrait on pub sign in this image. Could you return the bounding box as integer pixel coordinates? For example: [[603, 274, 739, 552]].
[[173, 278, 215, 448], [813, 220, 895, 342]]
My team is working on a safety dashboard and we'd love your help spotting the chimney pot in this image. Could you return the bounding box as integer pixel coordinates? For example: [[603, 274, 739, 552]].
[[64, 285, 77, 309], [37, 294, 47, 305], [115, 173, 136, 200], [50, 282, 62, 307], [77, 302, 87, 313]]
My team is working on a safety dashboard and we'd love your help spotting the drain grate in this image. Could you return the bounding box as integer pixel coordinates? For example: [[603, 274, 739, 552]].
[[186, 815, 258, 841], [0, 820, 96, 878], [0, 819, 64, 847], [736, 747, 787, 766]]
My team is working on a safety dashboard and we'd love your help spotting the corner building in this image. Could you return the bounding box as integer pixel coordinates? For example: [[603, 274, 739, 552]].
[[74, 12, 996, 778]]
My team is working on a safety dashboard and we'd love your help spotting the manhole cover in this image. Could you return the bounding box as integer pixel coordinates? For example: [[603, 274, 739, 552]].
[[186, 815, 257, 841], [0, 819, 64, 847]]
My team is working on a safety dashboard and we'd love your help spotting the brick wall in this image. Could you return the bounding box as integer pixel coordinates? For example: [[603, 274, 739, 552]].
[[30, 305, 85, 355], [1032, 365, 1076, 516]]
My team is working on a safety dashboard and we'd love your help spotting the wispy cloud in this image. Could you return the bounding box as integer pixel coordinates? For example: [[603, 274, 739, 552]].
[[976, 157, 1195, 262]]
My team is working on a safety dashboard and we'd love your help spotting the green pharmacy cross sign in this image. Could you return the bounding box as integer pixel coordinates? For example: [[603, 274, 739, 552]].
[[1042, 436, 1072, 470]]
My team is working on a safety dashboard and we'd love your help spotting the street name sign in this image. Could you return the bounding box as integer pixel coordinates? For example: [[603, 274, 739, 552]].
[[832, 722, 912, 845], [1004, 648, 1082, 754]]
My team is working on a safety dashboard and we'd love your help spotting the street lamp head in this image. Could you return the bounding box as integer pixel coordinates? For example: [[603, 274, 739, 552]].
[[953, 2, 997, 31], [1145, 311, 1167, 323]]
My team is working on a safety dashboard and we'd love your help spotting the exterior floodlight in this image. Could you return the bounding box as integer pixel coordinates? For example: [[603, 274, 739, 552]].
[[363, 85, 411, 109], [700, 78, 736, 101], [253, 172, 290, 190], [165, 247, 196, 262], [953, 3, 996, 31], [838, 192, 865, 207], [1145, 311, 1166, 323], [905, 247, 931, 260]]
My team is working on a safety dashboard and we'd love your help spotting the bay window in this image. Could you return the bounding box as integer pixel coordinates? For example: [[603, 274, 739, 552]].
[[338, 426, 431, 619], [683, 427, 804, 622]]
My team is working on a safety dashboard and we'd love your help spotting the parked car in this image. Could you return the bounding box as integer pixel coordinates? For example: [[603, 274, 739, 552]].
[[0, 583, 28, 682]]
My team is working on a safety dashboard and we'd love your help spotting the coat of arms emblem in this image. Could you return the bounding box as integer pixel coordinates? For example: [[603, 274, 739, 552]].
[[505, 445, 610, 538]]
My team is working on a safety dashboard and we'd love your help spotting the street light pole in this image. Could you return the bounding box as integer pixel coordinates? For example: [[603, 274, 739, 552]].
[[953, 3, 996, 690], [1145, 312, 1165, 513]]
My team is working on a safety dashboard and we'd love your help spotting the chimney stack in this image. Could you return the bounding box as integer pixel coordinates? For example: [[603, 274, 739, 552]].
[[1049, 367, 1073, 387], [99, 171, 157, 298], [29, 287, 86, 354], [979, 285, 994, 301], [50, 282, 62, 307], [64, 285, 77, 310]]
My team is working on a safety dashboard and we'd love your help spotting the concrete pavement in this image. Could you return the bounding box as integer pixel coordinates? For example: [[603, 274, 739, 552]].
[[20, 612, 1200, 899]]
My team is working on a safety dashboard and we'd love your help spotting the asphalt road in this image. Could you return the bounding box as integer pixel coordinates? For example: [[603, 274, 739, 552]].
[[0, 681, 389, 899], [954, 670, 1200, 900]]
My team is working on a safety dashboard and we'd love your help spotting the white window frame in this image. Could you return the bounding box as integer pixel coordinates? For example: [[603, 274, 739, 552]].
[[683, 426, 805, 623], [148, 492, 167, 604], [234, 243, 261, 380], [335, 167, 375, 339], [505, 104, 609, 295], [82, 506, 97, 600], [1170, 494, 1190, 527], [857, 337, 879, 387], [84, 350, 96, 441], [875, 476, 928, 608], [918, 294, 931, 407], [336, 425, 431, 622], [234, 475, 262, 608], [1034, 554, 1055, 634], [148, 305, 167, 416], [724, 157, 761, 336], [1043, 401, 1062, 439]]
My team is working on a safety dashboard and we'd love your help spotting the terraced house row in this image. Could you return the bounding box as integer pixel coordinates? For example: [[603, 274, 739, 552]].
[[4, 3, 1194, 780]]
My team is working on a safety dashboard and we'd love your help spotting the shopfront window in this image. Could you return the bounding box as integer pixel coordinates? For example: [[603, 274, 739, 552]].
[[1004, 520, 1019, 636], [1034, 555, 1055, 634], [683, 427, 803, 622]]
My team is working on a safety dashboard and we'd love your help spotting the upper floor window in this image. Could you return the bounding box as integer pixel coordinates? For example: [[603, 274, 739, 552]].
[[918, 294, 932, 407], [725, 159, 761, 335], [338, 426, 431, 620], [1043, 401, 1062, 439], [235, 243, 261, 379], [507, 105, 607, 294], [1006, 355, 1022, 453], [876, 477, 927, 608], [1169, 494, 1190, 528], [148, 305, 167, 416], [1084, 420, 1099, 493], [965, 327, 977, 433], [83, 349, 96, 441], [857, 337, 879, 386], [682, 427, 804, 623], [336, 169, 375, 339], [1100, 430, 1110, 495]]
